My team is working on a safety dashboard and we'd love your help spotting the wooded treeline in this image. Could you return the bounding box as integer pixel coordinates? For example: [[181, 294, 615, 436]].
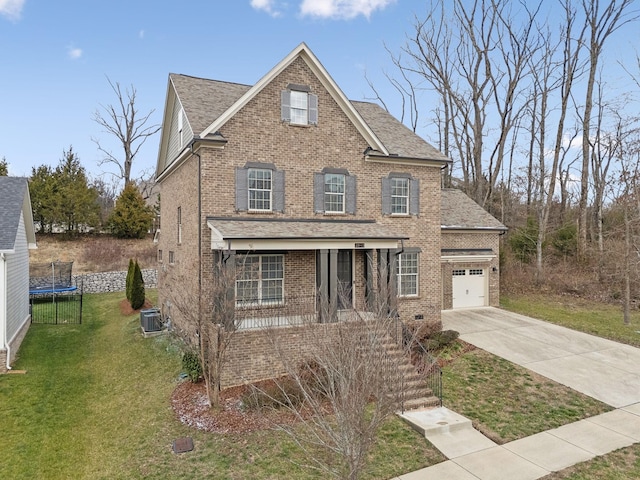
[[382, 0, 640, 317]]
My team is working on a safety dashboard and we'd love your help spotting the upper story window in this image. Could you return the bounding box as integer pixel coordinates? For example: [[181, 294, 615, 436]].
[[324, 173, 345, 213], [382, 173, 419, 216], [248, 168, 272, 211], [314, 168, 356, 215], [177, 109, 184, 147], [236, 162, 285, 213], [281, 84, 318, 126]]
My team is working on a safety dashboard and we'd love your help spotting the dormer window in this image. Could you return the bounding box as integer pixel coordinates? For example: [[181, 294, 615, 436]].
[[281, 84, 318, 126]]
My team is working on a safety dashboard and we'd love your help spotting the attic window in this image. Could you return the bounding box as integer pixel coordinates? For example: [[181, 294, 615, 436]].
[[178, 109, 184, 147], [281, 85, 318, 126]]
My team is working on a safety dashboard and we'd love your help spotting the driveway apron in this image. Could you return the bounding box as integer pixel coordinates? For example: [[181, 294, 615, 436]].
[[441, 307, 640, 408]]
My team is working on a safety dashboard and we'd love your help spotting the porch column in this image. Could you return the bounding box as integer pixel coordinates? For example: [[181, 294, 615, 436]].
[[328, 249, 338, 321], [365, 249, 375, 311], [388, 249, 399, 318], [214, 250, 236, 329], [317, 249, 329, 322]]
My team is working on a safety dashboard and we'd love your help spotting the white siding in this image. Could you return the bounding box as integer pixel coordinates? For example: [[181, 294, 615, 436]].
[[6, 212, 30, 342], [166, 99, 193, 163]]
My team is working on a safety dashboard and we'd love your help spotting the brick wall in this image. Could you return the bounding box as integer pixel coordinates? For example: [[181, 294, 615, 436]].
[[440, 231, 502, 309]]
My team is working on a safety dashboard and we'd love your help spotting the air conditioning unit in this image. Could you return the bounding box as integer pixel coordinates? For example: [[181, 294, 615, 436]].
[[140, 308, 161, 332]]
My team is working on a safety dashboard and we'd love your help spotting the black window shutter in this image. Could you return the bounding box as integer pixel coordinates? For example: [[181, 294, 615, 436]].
[[308, 93, 318, 125], [346, 175, 357, 214], [273, 170, 285, 212], [281, 90, 291, 122], [235, 167, 248, 211], [409, 178, 419, 215], [381, 177, 391, 215], [313, 173, 325, 213]]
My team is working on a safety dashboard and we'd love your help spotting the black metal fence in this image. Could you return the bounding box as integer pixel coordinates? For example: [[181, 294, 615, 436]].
[[30, 289, 83, 325]]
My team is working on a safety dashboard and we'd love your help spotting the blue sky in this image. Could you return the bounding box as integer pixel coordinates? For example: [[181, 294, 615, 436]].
[[1, 0, 638, 187], [0, 0, 420, 181]]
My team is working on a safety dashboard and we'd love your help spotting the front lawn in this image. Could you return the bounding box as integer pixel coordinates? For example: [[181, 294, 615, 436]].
[[0, 291, 440, 479]]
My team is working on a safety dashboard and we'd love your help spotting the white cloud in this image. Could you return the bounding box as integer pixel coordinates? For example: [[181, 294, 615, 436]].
[[299, 0, 396, 20], [250, 0, 284, 18], [0, 0, 25, 21], [67, 46, 82, 60]]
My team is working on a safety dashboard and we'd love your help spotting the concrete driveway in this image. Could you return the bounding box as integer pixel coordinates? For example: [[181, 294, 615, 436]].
[[441, 308, 640, 408]]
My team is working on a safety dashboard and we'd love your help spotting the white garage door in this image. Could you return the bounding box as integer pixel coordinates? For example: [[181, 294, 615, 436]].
[[452, 268, 486, 308]]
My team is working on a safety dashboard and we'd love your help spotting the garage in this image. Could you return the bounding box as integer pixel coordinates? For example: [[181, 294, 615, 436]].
[[452, 268, 487, 308]]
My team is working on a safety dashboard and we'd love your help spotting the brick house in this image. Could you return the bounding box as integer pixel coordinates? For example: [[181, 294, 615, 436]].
[[155, 43, 504, 386]]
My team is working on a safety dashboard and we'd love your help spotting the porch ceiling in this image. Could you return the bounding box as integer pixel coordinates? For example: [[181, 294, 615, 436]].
[[207, 217, 407, 251]]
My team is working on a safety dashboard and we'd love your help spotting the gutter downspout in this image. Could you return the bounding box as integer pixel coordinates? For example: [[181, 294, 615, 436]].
[[190, 142, 202, 330], [1, 252, 10, 370]]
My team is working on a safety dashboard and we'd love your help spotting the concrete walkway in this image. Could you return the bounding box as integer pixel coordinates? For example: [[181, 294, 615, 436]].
[[392, 307, 640, 479]]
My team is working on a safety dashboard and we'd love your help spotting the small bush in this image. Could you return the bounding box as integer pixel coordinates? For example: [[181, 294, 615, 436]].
[[241, 377, 305, 410], [182, 352, 202, 383], [508, 217, 539, 263], [423, 330, 460, 351], [130, 260, 145, 310]]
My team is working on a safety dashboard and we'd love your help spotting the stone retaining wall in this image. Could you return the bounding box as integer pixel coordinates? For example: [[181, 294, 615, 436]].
[[75, 269, 158, 294]]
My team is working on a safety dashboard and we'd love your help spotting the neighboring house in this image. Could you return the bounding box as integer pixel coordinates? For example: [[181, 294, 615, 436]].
[[0, 177, 37, 372], [154, 43, 503, 386]]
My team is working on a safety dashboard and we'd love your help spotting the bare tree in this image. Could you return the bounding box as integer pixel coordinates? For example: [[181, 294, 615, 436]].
[[388, 0, 542, 210], [92, 78, 161, 187], [170, 253, 245, 407], [577, 0, 638, 259]]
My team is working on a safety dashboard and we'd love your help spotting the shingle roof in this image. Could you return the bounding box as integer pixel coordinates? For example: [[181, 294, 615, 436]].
[[351, 101, 450, 161], [0, 177, 29, 251], [207, 217, 407, 240], [169, 74, 449, 161], [170, 74, 251, 135], [441, 189, 507, 231]]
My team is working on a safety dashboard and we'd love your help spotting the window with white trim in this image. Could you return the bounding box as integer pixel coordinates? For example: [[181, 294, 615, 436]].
[[169, 251, 175, 265], [397, 252, 419, 297], [469, 269, 484, 275], [452, 269, 466, 276], [236, 255, 284, 306], [248, 168, 272, 211], [324, 173, 345, 213], [391, 177, 409, 214], [281, 85, 318, 126], [382, 173, 419, 216]]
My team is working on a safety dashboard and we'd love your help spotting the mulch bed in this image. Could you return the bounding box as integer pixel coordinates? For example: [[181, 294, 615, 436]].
[[119, 298, 153, 316], [170, 380, 304, 434]]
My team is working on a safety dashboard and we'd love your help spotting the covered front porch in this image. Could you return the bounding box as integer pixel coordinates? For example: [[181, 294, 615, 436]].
[[207, 217, 408, 329]]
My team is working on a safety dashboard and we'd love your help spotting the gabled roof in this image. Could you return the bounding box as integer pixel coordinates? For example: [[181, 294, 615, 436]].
[[0, 177, 37, 253], [441, 189, 507, 231], [157, 43, 450, 177]]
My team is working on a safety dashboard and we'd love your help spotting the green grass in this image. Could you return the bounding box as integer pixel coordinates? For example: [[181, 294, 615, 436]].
[[0, 291, 439, 479], [501, 293, 640, 347], [441, 347, 611, 443]]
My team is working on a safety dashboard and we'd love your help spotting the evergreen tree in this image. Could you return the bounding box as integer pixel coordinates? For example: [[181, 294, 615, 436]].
[[0, 157, 8, 176], [126, 258, 135, 303], [130, 260, 145, 310], [108, 183, 154, 238], [29, 165, 56, 233]]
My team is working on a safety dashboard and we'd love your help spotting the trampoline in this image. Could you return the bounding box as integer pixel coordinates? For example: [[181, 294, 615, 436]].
[[29, 261, 77, 295], [29, 262, 82, 324]]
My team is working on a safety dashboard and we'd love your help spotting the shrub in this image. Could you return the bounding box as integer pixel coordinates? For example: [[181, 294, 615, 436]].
[[551, 223, 577, 258], [125, 258, 134, 302], [182, 352, 202, 383], [423, 329, 459, 351], [130, 260, 145, 310], [241, 377, 305, 410]]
